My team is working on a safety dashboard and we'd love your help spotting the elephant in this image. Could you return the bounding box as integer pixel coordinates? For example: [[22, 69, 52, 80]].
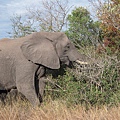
[[0, 32, 88, 106]]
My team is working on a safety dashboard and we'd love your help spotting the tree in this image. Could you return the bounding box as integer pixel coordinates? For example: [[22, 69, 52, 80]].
[[99, 0, 120, 54], [89, 0, 120, 54], [9, 0, 71, 38], [66, 7, 100, 48], [29, 0, 71, 32]]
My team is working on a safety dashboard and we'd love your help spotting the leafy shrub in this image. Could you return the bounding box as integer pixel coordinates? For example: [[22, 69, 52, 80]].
[[44, 54, 120, 107]]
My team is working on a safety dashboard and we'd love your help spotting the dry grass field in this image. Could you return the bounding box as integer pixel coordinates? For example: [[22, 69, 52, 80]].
[[0, 100, 120, 120]]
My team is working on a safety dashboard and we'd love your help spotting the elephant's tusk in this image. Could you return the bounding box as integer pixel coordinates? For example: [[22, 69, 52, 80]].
[[75, 60, 88, 65]]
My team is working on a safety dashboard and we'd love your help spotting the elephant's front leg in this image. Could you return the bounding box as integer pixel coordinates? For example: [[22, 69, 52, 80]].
[[16, 63, 40, 106]]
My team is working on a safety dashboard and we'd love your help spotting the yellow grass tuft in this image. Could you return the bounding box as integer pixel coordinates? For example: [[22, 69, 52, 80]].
[[0, 100, 120, 120]]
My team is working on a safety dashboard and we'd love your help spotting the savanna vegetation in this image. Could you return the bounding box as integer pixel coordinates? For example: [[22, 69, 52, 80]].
[[1, 0, 120, 119]]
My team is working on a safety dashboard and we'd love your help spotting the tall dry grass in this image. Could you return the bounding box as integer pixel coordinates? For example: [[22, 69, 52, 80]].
[[0, 100, 120, 120]]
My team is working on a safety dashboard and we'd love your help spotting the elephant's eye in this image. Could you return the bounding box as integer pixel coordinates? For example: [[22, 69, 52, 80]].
[[64, 45, 70, 53], [66, 44, 70, 49], [67, 45, 70, 49]]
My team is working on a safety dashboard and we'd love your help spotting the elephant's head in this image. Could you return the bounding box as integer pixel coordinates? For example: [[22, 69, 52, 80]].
[[21, 32, 88, 69]]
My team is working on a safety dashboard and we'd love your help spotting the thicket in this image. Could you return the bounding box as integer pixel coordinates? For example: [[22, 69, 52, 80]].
[[44, 51, 120, 107]]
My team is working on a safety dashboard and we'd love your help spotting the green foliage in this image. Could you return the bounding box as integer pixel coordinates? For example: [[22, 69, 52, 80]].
[[45, 56, 120, 107], [65, 7, 100, 47]]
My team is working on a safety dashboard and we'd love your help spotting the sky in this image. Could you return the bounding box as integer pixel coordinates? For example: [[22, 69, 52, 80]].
[[0, 0, 92, 39]]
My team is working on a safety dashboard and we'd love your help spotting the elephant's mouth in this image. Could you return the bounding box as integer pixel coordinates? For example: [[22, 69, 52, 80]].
[[60, 56, 70, 65], [75, 60, 88, 65]]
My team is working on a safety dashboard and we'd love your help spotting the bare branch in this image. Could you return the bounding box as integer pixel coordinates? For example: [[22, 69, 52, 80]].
[[28, 0, 72, 32]]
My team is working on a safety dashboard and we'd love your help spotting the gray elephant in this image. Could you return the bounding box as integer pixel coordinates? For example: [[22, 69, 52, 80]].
[[0, 32, 88, 106]]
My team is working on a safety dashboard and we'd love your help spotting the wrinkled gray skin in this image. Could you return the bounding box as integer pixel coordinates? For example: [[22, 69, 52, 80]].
[[0, 32, 87, 106]]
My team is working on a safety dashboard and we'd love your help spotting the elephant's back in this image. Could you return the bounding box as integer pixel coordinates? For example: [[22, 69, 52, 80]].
[[0, 34, 33, 50], [0, 38, 21, 50], [0, 38, 26, 63]]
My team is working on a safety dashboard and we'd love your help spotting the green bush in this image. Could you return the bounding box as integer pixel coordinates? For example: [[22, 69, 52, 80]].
[[44, 55, 120, 107]]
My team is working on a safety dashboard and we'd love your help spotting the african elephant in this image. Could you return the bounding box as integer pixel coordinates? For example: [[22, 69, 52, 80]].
[[0, 32, 88, 106]]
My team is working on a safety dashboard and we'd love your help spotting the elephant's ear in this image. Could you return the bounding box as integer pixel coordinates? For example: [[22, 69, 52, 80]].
[[20, 36, 60, 69]]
